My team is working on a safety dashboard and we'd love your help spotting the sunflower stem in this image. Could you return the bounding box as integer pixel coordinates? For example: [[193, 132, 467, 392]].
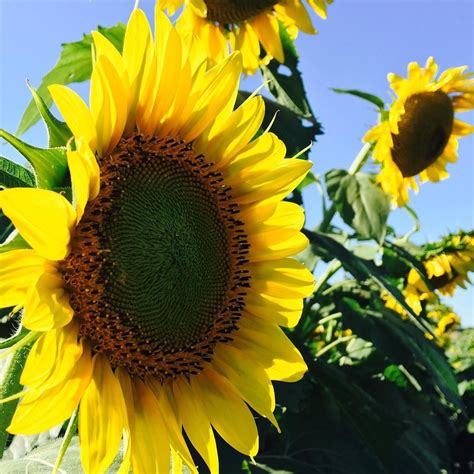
[[53, 408, 78, 474], [0, 344, 31, 458], [401, 205, 421, 241], [315, 335, 355, 358], [319, 142, 374, 233]]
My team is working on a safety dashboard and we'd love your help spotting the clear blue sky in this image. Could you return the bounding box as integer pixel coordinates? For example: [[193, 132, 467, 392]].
[[0, 0, 472, 324]]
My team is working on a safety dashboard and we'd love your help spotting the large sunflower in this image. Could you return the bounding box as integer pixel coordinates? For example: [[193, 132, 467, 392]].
[[0, 6, 314, 473], [159, 0, 332, 74], [364, 57, 474, 206]]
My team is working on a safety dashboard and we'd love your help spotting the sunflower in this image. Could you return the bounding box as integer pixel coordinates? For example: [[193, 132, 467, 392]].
[[364, 57, 474, 206], [0, 7, 314, 473], [384, 232, 474, 317], [158, 0, 332, 74]]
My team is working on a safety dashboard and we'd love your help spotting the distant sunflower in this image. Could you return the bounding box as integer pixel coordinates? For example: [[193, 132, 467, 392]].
[[384, 232, 474, 317], [159, 0, 332, 74], [364, 57, 474, 206], [0, 7, 313, 473]]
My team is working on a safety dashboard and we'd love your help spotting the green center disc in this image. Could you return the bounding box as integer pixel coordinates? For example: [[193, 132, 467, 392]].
[[205, 0, 278, 24], [100, 154, 232, 351], [391, 91, 454, 177]]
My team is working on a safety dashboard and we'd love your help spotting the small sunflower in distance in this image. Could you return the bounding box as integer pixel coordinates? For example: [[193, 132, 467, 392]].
[[364, 57, 474, 206], [384, 231, 474, 317], [0, 6, 314, 474], [159, 0, 332, 74]]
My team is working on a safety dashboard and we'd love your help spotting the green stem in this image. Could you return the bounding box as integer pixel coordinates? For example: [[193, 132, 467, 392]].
[[318, 142, 374, 233], [317, 312, 343, 325], [315, 335, 355, 358], [401, 205, 420, 241], [0, 344, 31, 457], [53, 409, 78, 474]]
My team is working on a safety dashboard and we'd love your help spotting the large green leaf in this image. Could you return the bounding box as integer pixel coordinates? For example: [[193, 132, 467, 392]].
[[340, 298, 462, 408], [0, 129, 67, 189], [0, 156, 35, 189], [17, 24, 126, 136], [259, 24, 317, 125], [304, 230, 431, 333], [326, 169, 390, 243]]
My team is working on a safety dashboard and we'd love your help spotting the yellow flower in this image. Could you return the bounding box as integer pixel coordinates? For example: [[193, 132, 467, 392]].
[[424, 234, 474, 296], [384, 232, 474, 317], [364, 57, 474, 206], [0, 7, 314, 474], [159, 0, 332, 74]]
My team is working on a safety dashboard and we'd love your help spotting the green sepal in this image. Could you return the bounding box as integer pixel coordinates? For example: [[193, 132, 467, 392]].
[[26, 82, 72, 148], [0, 129, 68, 190], [17, 23, 126, 136]]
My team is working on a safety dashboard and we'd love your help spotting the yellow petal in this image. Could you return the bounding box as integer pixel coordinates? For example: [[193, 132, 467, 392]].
[[244, 290, 303, 328], [191, 368, 259, 457], [233, 159, 312, 205], [180, 53, 242, 142], [0, 188, 76, 261], [130, 379, 170, 474], [79, 354, 126, 474], [251, 13, 284, 63], [23, 270, 73, 331], [67, 139, 100, 222], [90, 54, 129, 156], [233, 22, 260, 75], [122, 8, 154, 134], [48, 85, 97, 150], [233, 317, 308, 382], [0, 250, 47, 308], [249, 228, 308, 262], [147, 379, 197, 473], [8, 346, 93, 435], [21, 320, 81, 389], [250, 258, 315, 298], [173, 378, 219, 474], [195, 96, 265, 169], [213, 344, 279, 431], [275, 0, 316, 35]]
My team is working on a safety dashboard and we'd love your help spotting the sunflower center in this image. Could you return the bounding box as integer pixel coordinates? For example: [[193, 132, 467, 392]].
[[204, 0, 278, 24], [62, 135, 250, 379], [391, 91, 454, 177]]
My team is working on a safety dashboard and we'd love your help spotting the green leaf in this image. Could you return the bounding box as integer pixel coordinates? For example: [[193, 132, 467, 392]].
[[0, 156, 35, 188], [0, 129, 67, 189], [341, 298, 462, 408], [260, 24, 317, 124], [0, 231, 29, 253], [326, 169, 390, 243], [26, 83, 72, 147], [332, 88, 385, 110], [383, 240, 434, 291], [305, 230, 429, 333], [17, 23, 126, 136]]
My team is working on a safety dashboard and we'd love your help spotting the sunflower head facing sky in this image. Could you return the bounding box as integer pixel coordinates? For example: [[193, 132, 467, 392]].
[[159, 0, 333, 74], [364, 57, 474, 207], [0, 6, 314, 473]]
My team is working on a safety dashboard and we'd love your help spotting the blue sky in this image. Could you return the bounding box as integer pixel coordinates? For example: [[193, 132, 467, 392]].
[[0, 0, 472, 324]]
